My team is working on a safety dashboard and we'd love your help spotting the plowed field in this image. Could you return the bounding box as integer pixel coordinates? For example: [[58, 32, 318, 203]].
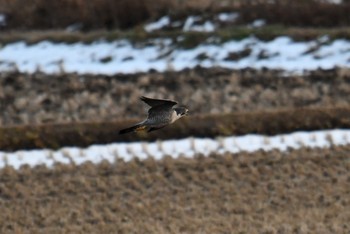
[[0, 146, 349, 233], [2, 67, 350, 126], [1, 67, 350, 233]]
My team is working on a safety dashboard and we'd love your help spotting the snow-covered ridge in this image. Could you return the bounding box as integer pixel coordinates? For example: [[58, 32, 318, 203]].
[[0, 36, 349, 75], [1, 129, 349, 170]]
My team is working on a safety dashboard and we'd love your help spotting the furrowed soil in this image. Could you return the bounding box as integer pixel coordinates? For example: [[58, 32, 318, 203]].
[[0, 146, 349, 233], [2, 67, 350, 126], [3, 67, 350, 150], [2, 1, 350, 232]]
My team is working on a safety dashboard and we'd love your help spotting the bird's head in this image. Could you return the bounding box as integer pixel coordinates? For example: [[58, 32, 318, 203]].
[[174, 106, 189, 118]]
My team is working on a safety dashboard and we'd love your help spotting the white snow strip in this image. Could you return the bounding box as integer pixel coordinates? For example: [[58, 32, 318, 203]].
[[325, 0, 342, 3], [145, 13, 239, 32], [218, 13, 239, 22], [250, 19, 266, 28], [1, 36, 350, 75], [183, 16, 215, 32], [144, 16, 170, 32], [0, 129, 350, 170]]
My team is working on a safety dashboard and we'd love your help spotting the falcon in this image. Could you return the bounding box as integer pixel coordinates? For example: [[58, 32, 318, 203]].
[[119, 96, 188, 134]]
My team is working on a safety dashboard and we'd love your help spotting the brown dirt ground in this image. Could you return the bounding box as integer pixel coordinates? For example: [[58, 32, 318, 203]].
[[0, 146, 349, 233]]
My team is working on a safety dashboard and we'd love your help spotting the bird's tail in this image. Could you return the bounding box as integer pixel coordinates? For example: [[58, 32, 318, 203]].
[[119, 124, 147, 135]]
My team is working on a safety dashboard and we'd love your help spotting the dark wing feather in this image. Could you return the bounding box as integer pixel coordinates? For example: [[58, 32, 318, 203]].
[[147, 105, 173, 123], [140, 96, 177, 107]]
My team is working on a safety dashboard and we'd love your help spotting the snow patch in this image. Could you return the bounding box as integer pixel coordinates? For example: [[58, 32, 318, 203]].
[[1, 129, 350, 170], [250, 19, 266, 28], [183, 16, 215, 32], [144, 16, 170, 32], [218, 12, 239, 22], [0, 36, 350, 75]]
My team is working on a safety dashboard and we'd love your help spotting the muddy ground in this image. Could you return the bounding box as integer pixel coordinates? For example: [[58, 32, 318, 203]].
[[0, 145, 349, 233], [2, 67, 350, 126]]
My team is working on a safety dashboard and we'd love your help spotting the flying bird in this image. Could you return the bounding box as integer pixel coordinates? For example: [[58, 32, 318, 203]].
[[119, 96, 188, 134]]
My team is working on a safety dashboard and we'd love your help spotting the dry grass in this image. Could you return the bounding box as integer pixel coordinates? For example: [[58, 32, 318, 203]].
[[0, 0, 172, 30], [237, 0, 350, 27], [1, 0, 350, 31], [1, 0, 350, 45], [4, 26, 350, 46], [0, 146, 349, 233]]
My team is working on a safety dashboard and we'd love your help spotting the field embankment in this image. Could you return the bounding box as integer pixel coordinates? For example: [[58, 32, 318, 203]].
[[2, 106, 350, 151]]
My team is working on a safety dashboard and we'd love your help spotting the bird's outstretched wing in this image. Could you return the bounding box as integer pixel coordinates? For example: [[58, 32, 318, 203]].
[[140, 96, 177, 107]]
